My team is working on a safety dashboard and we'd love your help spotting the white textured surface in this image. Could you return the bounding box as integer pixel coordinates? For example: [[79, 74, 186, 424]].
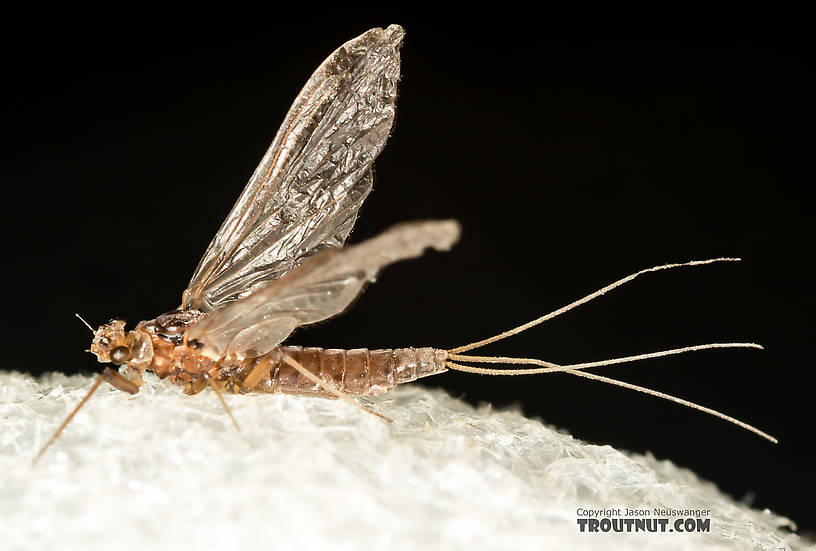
[[0, 371, 809, 551]]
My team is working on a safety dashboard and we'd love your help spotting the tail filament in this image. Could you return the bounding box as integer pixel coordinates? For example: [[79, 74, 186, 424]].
[[446, 258, 776, 443]]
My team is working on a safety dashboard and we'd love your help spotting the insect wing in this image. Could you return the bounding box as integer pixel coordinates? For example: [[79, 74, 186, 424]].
[[182, 25, 404, 312], [186, 220, 461, 360]]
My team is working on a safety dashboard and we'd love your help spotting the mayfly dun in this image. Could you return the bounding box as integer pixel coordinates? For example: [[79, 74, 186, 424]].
[[35, 24, 775, 462]]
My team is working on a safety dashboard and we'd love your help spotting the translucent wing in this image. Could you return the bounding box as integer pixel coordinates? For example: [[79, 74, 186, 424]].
[[182, 25, 404, 312], [186, 220, 461, 360]]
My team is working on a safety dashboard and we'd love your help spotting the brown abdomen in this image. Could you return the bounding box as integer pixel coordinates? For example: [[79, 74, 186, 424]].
[[244, 346, 448, 398]]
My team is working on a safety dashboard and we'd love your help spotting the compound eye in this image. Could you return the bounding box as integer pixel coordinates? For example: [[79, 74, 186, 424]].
[[110, 346, 129, 365]]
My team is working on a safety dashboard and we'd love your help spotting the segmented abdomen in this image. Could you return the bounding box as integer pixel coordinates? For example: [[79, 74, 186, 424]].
[[239, 346, 448, 397]]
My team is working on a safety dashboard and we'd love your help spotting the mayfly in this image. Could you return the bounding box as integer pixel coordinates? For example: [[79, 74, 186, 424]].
[[36, 24, 775, 462]]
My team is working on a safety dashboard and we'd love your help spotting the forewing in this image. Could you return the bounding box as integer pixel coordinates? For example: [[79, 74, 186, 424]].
[[186, 220, 461, 360], [182, 25, 404, 312]]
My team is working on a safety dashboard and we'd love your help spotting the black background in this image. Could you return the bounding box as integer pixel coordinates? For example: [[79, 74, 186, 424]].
[[4, 9, 814, 536]]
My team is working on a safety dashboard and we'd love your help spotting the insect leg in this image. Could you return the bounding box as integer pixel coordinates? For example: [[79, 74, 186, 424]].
[[204, 371, 241, 431], [240, 356, 274, 391], [33, 367, 135, 463], [102, 368, 141, 394]]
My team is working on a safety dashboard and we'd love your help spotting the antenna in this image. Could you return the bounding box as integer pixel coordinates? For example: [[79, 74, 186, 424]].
[[75, 313, 95, 333]]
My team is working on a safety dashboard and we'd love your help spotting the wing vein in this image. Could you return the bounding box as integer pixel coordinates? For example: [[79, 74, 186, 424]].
[[182, 25, 404, 311]]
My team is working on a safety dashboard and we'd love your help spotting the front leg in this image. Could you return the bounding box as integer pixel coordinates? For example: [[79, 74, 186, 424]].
[[102, 367, 140, 394]]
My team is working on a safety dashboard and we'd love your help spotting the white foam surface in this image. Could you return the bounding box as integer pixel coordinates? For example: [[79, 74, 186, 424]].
[[0, 371, 809, 550]]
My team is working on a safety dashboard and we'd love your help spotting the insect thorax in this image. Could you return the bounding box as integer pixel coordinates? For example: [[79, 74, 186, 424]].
[[136, 309, 207, 379]]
